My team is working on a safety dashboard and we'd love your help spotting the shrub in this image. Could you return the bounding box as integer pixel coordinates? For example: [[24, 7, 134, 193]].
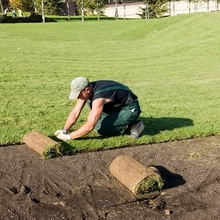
[[0, 13, 56, 23]]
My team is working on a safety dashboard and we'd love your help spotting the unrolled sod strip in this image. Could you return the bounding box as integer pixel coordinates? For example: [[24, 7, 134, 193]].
[[23, 130, 63, 159], [110, 155, 164, 195]]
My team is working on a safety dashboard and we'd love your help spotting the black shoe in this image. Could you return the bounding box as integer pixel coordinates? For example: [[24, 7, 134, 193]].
[[130, 121, 145, 138]]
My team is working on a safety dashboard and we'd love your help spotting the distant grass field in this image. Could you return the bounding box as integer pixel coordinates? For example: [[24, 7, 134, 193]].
[[0, 12, 220, 153]]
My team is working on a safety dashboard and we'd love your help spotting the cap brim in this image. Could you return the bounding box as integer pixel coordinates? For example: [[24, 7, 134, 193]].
[[69, 91, 80, 100]]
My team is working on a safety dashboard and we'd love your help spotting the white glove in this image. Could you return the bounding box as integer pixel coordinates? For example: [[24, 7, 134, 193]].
[[56, 133, 71, 141], [54, 129, 67, 136]]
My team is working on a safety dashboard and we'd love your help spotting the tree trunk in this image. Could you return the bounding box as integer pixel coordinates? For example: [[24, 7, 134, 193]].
[[189, 0, 191, 13], [41, 0, 45, 23], [145, 0, 149, 19], [123, 0, 126, 20], [67, 1, 70, 20], [169, 0, 171, 16], [173, 0, 175, 16], [81, 0, 84, 22], [33, 0, 38, 13], [0, 0, 3, 14], [115, 0, 118, 19], [97, 1, 100, 20]]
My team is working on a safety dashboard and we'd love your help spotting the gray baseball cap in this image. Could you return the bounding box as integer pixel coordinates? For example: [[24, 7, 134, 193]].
[[69, 77, 89, 99]]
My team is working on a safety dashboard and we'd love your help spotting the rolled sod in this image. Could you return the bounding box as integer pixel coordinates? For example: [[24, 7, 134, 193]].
[[110, 155, 164, 195], [23, 130, 63, 159]]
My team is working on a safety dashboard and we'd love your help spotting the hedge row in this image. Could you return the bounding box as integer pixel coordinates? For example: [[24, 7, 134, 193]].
[[0, 13, 56, 23]]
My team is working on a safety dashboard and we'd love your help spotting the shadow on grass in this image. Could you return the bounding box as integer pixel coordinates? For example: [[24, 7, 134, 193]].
[[53, 16, 118, 22], [140, 117, 194, 136], [45, 117, 193, 157], [154, 165, 186, 189], [62, 117, 194, 142]]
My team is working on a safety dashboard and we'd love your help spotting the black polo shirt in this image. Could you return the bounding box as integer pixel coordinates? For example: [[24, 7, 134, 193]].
[[88, 80, 137, 113]]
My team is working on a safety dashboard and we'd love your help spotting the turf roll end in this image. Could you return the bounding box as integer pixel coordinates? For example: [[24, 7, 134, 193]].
[[23, 129, 63, 159], [110, 155, 164, 195]]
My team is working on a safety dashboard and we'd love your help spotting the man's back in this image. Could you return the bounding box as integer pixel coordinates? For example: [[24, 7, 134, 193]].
[[89, 80, 137, 113]]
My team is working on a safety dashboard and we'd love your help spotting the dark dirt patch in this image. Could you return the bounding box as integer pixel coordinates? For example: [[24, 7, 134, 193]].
[[0, 135, 220, 220]]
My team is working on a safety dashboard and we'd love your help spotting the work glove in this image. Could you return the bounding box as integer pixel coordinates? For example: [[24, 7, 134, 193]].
[[54, 129, 68, 136], [56, 133, 71, 141]]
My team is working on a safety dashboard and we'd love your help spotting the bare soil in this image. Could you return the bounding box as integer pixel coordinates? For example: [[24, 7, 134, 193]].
[[0, 136, 220, 220]]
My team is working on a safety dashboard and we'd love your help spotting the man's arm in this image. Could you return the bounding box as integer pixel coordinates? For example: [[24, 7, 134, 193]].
[[68, 98, 105, 139], [63, 98, 86, 131]]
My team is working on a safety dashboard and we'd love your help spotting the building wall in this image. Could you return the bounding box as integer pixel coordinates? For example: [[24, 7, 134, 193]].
[[61, 2, 78, 16], [104, 1, 220, 18]]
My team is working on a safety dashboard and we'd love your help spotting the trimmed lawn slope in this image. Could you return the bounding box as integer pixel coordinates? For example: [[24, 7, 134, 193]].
[[0, 12, 220, 153]]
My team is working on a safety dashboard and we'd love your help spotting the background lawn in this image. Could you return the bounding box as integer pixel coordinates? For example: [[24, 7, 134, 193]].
[[0, 12, 220, 153]]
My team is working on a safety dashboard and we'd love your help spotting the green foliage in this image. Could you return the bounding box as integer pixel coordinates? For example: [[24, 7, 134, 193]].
[[7, 0, 64, 15], [35, 0, 63, 15], [139, 0, 169, 18], [76, 0, 107, 15], [8, 0, 33, 11], [0, 13, 220, 152]]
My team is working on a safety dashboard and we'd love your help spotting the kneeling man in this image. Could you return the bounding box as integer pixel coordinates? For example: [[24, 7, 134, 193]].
[[55, 77, 145, 141]]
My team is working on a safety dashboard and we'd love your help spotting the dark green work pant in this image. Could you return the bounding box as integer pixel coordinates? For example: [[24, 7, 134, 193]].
[[95, 101, 141, 136]]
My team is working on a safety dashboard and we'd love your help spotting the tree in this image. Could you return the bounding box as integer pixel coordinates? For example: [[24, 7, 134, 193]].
[[8, 0, 34, 11], [60, 0, 77, 20], [33, 0, 37, 13], [139, 0, 169, 18], [1, 0, 9, 9], [0, 0, 3, 12], [75, 0, 107, 16], [35, 0, 63, 15], [41, 0, 45, 22]]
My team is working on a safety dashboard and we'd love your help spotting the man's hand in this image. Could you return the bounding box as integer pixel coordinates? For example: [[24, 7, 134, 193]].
[[56, 133, 71, 141], [55, 129, 71, 141], [54, 129, 67, 136]]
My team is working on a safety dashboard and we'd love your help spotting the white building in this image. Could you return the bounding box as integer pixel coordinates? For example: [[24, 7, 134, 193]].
[[104, 1, 220, 18]]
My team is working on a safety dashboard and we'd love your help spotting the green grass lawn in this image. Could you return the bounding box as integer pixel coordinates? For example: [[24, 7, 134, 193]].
[[0, 12, 220, 154]]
